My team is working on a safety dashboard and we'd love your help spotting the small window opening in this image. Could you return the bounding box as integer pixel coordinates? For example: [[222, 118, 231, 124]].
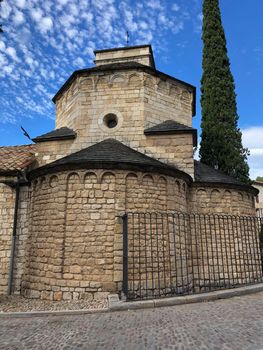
[[103, 113, 118, 129]]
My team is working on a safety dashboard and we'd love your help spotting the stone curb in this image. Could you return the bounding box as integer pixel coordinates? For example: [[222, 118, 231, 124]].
[[0, 284, 262, 317], [109, 283, 263, 311], [0, 308, 110, 318]]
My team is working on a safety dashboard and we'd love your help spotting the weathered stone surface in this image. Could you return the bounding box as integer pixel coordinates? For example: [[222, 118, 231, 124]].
[[1, 292, 263, 349], [0, 46, 259, 302]]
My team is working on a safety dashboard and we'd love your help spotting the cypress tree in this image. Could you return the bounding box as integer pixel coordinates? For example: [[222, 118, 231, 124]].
[[0, 1, 4, 33], [200, 0, 250, 183]]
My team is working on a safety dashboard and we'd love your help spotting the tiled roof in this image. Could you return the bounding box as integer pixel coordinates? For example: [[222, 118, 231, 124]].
[[194, 160, 243, 185], [30, 139, 192, 182], [0, 144, 36, 175], [144, 120, 197, 146], [32, 127, 76, 143], [194, 160, 258, 194], [145, 120, 193, 133]]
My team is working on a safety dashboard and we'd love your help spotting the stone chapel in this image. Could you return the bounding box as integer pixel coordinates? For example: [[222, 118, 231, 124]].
[[0, 45, 260, 301]]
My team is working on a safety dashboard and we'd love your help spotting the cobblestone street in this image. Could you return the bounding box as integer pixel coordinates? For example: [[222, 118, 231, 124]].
[[0, 292, 263, 350]]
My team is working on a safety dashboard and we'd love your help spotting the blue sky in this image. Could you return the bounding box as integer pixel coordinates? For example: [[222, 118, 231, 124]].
[[0, 0, 262, 179]]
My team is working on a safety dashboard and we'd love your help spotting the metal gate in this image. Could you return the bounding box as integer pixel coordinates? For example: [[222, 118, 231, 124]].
[[122, 212, 263, 301]]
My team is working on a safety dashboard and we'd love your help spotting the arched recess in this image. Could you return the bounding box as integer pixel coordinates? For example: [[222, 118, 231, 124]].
[[157, 80, 168, 95], [157, 176, 168, 211], [95, 76, 109, 89], [49, 175, 58, 188], [175, 180, 181, 194], [38, 176, 46, 190], [222, 190, 232, 207], [84, 172, 97, 185], [83, 172, 97, 200], [80, 77, 93, 91], [238, 192, 244, 202], [128, 73, 141, 86], [142, 174, 154, 185], [181, 90, 191, 102], [196, 189, 208, 210], [169, 85, 181, 99], [111, 74, 126, 86], [101, 172, 116, 210], [144, 75, 155, 88], [66, 172, 80, 198], [211, 189, 221, 201], [125, 173, 139, 211]]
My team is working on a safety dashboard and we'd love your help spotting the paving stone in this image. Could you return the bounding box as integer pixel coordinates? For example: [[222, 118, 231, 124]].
[[0, 292, 263, 349]]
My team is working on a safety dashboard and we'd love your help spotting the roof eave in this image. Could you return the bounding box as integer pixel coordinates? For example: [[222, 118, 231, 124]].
[[32, 134, 76, 143], [193, 181, 259, 196], [28, 159, 193, 184], [0, 169, 20, 177]]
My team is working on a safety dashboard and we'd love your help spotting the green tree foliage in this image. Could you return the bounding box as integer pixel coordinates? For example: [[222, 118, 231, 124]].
[[256, 176, 263, 182], [200, 0, 250, 183], [0, 0, 4, 33]]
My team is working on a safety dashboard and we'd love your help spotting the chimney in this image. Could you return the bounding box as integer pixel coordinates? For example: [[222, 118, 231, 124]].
[[94, 45, 155, 68]]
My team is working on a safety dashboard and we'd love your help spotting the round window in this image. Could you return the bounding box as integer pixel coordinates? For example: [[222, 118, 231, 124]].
[[103, 113, 118, 129]]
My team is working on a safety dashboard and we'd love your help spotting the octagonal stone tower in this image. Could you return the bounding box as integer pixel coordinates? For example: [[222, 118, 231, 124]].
[[36, 45, 197, 178]]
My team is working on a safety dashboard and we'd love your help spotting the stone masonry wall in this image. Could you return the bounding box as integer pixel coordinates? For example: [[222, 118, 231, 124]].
[[190, 185, 256, 216], [0, 183, 15, 294], [12, 186, 31, 294], [1, 171, 260, 300], [143, 72, 193, 128], [0, 183, 30, 295], [189, 185, 261, 292], [95, 46, 153, 67], [22, 169, 187, 301], [141, 134, 194, 178], [40, 69, 194, 176]]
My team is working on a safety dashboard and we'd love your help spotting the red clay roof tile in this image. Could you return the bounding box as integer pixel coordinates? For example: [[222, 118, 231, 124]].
[[0, 144, 36, 174]]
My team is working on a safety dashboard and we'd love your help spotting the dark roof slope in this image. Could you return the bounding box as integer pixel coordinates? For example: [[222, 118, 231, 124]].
[[144, 120, 197, 146], [194, 160, 258, 194], [33, 127, 76, 143], [0, 144, 36, 176], [52, 62, 196, 116], [29, 139, 192, 182]]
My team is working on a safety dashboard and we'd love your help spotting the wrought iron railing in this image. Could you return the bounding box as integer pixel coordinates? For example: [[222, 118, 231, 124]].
[[256, 208, 263, 218], [122, 212, 263, 301]]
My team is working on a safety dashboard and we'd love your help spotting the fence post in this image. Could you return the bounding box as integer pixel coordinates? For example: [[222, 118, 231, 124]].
[[122, 213, 128, 298]]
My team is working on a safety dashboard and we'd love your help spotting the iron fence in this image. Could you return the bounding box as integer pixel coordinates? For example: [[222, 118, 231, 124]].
[[122, 212, 263, 301], [256, 208, 263, 218]]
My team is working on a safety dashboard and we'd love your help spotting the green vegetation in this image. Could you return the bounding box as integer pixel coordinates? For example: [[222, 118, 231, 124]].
[[0, 1, 4, 33], [200, 0, 250, 183]]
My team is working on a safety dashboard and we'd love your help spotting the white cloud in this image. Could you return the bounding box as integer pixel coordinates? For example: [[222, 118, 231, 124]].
[[1, 2, 12, 19], [57, 0, 69, 5], [242, 127, 263, 149], [74, 57, 85, 67], [3, 65, 14, 74], [0, 41, 6, 52], [172, 3, 180, 12], [38, 17, 53, 34], [242, 127, 263, 180], [15, 0, 27, 9], [13, 10, 25, 25], [147, 0, 163, 10], [30, 8, 43, 22], [6, 47, 19, 61], [0, 0, 196, 130]]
